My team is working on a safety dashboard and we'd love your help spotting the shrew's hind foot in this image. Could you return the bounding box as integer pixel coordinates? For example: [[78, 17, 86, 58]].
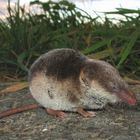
[[77, 108, 96, 117], [46, 108, 66, 118]]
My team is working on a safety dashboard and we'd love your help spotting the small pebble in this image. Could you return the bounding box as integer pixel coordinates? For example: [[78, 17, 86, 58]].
[[42, 124, 48, 132]]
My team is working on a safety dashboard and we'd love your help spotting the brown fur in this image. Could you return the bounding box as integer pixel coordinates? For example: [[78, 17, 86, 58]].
[[81, 60, 128, 94], [29, 48, 86, 81], [67, 90, 79, 103]]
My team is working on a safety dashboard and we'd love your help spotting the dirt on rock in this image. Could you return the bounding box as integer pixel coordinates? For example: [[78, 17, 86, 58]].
[[0, 84, 140, 140]]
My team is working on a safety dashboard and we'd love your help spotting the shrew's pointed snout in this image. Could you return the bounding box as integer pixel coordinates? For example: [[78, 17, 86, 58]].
[[117, 89, 137, 105]]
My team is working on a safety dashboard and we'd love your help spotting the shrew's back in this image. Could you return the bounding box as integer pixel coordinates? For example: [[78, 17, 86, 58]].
[[29, 48, 87, 80]]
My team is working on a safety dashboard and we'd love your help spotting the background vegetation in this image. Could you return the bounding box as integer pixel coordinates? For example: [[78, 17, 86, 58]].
[[0, 0, 140, 79]]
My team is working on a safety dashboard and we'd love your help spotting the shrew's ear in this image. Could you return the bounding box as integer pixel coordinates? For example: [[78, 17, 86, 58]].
[[79, 70, 90, 86]]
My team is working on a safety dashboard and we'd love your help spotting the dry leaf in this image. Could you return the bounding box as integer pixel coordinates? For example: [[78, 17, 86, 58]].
[[124, 77, 140, 85], [0, 82, 29, 94]]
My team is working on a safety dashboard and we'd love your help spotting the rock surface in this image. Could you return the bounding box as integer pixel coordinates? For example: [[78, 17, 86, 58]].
[[0, 84, 140, 140]]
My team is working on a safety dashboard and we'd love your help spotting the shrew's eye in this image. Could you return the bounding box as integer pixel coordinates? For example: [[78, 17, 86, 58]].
[[112, 85, 117, 90], [109, 82, 119, 91]]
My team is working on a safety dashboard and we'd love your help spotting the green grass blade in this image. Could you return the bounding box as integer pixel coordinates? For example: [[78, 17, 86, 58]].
[[82, 40, 109, 55], [105, 8, 140, 15], [117, 31, 139, 68], [17, 52, 29, 72]]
